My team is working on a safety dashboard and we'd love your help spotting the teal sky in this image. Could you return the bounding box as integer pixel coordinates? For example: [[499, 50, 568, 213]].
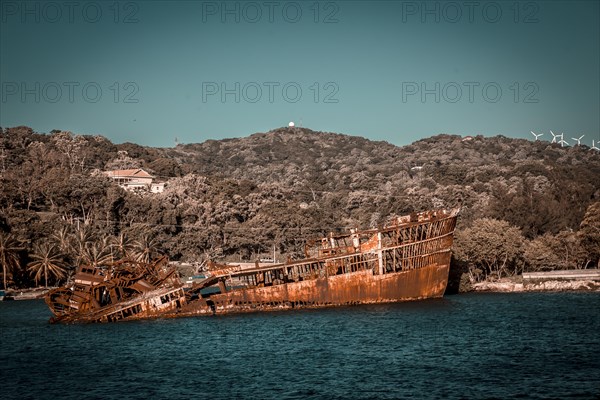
[[1, 0, 599, 147]]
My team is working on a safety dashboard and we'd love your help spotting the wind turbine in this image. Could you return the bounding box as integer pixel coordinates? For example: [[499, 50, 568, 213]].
[[591, 140, 599, 151], [571, 135, 584, 146], [557, 133, 568, 147], [550, 131, 558, 143], [531, 131, 543, 141]]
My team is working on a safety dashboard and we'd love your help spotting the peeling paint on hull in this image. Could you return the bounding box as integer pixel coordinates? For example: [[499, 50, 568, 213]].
[[45, 208, 459, 323], [177, 261, 451, 317]]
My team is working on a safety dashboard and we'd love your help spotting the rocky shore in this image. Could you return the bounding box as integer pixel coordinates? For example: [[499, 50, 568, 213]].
[[2, 287, 51, 300], [471, 279, 600, 293]]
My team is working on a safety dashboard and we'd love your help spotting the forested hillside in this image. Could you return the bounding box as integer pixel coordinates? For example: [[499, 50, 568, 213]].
[[1, 126, 599, 289]]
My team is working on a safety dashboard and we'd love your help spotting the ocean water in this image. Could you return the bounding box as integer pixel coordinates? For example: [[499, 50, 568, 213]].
[[1, 293, 599, 400]]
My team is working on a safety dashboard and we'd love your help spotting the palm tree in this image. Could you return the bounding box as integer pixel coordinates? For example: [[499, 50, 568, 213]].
[[27, 243, 67, 288], [82, 237, 113, 267], [110, 232, 134, 259], [50, 225, 72, 254], [70, 226, 94, 265], [131, 234, 161, 263], [0, 233, 22, 289]]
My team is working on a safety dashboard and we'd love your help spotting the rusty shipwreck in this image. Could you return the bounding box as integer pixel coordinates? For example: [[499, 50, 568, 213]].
[[45, 208, 459, 323]]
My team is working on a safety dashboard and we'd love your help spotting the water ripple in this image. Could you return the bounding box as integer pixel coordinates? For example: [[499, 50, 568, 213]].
[[1, 293, 599, 400]]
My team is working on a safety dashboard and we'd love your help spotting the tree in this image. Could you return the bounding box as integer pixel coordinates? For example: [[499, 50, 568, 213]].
[[454, 218, 525, 281], [579, 202, 600, 268], [70, 226, 94, 266], [111, 232, 134, 259], [553, 230, 588, 270], [27, 243, 66, 287], [2, 125, 600, 276], [148, 157, 182, 177], [522, 231, 588, 272], [524, 234, 564, 272], [105, 150, 140, 170], [50, 225, 73, 256], [0, 233, 22, 289], [131, 233, 161, 263], [82, 237, 113, 267], [50, 131, 87, 173]]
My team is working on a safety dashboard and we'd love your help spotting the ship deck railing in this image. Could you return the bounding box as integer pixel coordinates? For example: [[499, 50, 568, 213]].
[[211, 231, 456, 283]]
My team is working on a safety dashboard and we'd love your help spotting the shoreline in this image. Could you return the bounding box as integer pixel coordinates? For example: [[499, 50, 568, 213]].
[[470, 279, 600, 293], [2, 287, 52, 301], [4, 278, 600, 302]]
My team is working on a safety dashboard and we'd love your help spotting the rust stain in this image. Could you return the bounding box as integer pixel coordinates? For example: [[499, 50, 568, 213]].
[[45, 208, 459, 323], [45, 256, 185, 323]]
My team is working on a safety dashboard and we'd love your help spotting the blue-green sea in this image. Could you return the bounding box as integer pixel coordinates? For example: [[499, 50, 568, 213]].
[[1, 292, 599, 399]]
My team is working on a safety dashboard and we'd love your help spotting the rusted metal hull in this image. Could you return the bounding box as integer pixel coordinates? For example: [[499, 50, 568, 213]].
[[177, 260, 450, 316], [45, 257, 186, 324], [80, 287, 186, 323], [176, 208, 458, 317], [45, 208, 459, 323]]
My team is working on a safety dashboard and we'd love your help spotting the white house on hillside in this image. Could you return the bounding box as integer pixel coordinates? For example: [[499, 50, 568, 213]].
[[103, 168, 165, 193], [151, 182, 165, 193]]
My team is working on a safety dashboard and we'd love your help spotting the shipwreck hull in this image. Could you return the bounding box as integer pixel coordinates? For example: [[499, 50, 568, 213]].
[[178, 209, 458, 316], [45, 257, 186, 324], [179, 260, 450, 316], [46, 208, 459, 323]]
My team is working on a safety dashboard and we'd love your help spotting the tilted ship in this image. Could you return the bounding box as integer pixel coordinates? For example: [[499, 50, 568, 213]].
[[45, 208, 459, 323]]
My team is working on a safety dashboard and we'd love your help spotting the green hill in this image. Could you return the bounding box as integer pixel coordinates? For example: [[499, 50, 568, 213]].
[[1, 126, 598, 288]]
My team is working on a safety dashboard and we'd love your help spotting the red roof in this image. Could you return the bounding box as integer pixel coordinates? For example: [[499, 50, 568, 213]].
[[104, 168, 154, 179]]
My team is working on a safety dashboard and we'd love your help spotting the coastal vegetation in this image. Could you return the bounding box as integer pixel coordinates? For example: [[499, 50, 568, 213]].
[[0, 126, 599, 289]]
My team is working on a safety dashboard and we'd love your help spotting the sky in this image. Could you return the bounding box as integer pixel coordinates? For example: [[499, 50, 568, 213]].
[[1, 0, 599, 147]]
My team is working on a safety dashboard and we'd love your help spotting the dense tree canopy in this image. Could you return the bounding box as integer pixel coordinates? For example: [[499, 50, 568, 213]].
[[1, 126, 599, 288], [454, 218, 525, 281]]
